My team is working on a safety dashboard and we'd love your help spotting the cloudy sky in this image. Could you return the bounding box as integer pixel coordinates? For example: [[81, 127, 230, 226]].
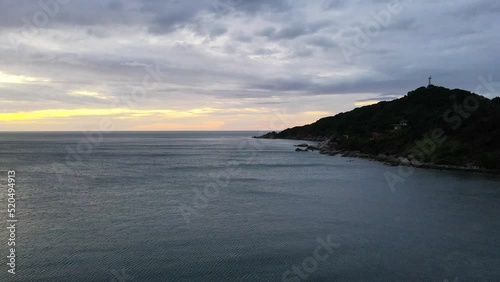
[[0, 0, 499, 131]]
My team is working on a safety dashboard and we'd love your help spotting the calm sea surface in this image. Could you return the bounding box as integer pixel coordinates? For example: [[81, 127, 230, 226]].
[[0, 131, 499, 281]]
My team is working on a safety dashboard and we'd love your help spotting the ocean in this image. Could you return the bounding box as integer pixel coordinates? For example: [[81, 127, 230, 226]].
[[0, 131, 499, 281]]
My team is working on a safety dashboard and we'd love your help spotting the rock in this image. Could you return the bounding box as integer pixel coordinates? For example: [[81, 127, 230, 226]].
[[398, 157, 411, 165], [375, 154, 389, 161], [328, 150, 341, 156], [295, 148, 308, 152], [294, 143, 309, 147], [341, 151, 360, 158]]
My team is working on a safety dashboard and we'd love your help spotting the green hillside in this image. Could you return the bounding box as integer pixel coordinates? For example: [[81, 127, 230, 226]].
[[273, 85, 500, 169]]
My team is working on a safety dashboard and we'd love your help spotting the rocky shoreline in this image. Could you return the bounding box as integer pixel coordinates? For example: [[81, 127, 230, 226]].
[[329, 149, 500, 175], [289, 139, 500, 176], [254, 133, 500, 175]]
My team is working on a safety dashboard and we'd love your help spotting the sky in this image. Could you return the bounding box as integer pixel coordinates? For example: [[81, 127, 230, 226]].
[[0, 0, 499, 131]]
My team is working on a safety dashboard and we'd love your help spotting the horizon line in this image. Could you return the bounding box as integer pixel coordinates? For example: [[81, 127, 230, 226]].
[[0, 130, 279, 133]]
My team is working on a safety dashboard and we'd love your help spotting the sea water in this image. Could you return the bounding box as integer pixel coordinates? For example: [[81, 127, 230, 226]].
[[0, 132, 499, 281]]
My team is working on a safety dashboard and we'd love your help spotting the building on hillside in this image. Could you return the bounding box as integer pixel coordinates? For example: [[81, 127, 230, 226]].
[[393, 120, 408, 130]]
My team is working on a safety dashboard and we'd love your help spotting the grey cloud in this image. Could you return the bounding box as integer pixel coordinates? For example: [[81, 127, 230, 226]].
[[385, 18, 416, 31], [256, 20, 332, 40], [208, 26, 227, 38], [451, 0, 500, 19], [0, 0, 499, 115], [306, 35, 336, 49], [321, 0, 347, 10], [229, 0, 290, 14], [233, 32, 253, 42], [106, 0, 124, 11], [144, 0, 291, 34], [253, 48, 279, 56], [288, 45, 315, 58], [256, 26, 276, 37]]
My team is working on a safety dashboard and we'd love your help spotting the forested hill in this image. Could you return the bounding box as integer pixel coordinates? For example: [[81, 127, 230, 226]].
[[268, 85, 500, 169]]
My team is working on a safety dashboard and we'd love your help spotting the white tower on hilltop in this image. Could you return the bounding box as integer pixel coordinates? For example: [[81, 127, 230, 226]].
[[428, 76, 432, 86]]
